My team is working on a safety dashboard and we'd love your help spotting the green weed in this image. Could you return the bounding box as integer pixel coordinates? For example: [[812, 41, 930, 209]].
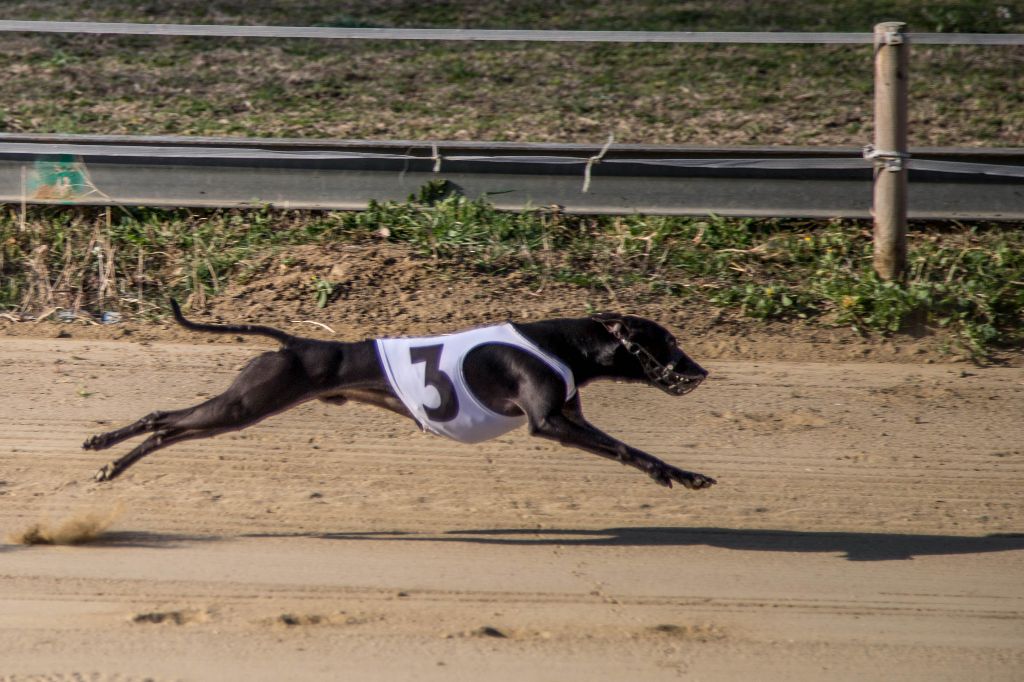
[[1, 199, 1020, 359], [312, 276, 335, 308]]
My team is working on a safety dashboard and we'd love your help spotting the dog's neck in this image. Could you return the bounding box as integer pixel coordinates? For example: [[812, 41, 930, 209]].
[[514, 318, 639, 386]]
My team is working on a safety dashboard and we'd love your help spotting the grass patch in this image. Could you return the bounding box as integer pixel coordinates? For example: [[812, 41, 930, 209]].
[[0, 2, 1020, 146], [2, 195, 1021, 359]]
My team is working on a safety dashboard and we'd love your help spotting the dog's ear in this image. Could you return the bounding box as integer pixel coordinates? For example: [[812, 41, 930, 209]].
[[603, 319, 625, 338], [591, 312, 627, 339], [590, 313, 627, 366]]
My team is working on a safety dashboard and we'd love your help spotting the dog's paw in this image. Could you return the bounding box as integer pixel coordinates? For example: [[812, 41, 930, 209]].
[[82, 434, 104, 450], [679, 471, 717, 490], [651, 464, 716, 490], [94, 463, 117, 482]]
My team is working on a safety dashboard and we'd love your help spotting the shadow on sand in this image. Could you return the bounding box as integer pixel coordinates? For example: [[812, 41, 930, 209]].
[[247, 526, 1024, 562], [87, 530, 225, 548], [8, 526, 1021, 562]]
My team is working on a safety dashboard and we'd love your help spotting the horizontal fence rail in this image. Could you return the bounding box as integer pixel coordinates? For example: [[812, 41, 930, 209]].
[[3, 135, 1022, 220], [3, 21, 1022, 228], [1, 20, 1023, 45]]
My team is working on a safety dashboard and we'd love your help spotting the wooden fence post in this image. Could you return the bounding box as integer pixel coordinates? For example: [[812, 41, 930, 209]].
[[871, 21, 909, 281]]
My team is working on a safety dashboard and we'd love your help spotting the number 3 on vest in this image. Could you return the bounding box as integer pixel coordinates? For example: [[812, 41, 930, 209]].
[[409, 344, 460, 422]]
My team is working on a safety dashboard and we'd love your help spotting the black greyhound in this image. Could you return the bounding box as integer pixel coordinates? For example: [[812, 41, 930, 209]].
[[84, 300, 715, 490]]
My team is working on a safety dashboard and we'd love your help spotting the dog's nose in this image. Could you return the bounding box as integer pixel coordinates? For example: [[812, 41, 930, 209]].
[[674, 356, 707, 379]]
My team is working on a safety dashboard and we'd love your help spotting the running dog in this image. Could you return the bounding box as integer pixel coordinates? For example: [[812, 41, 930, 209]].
[[84, 300, 715, 490]]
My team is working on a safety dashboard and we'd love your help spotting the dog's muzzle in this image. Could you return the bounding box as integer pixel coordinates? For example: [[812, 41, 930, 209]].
[[621, 339, 705, 396]]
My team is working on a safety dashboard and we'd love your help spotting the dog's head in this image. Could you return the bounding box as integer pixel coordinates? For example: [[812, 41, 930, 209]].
[[591, 313, 707, 396]]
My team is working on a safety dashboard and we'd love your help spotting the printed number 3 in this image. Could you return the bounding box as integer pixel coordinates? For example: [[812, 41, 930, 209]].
[[409, 344, 459, 422]]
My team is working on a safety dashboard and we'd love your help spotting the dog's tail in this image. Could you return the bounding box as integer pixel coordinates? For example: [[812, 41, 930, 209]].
[[169, 299, 296, 346]]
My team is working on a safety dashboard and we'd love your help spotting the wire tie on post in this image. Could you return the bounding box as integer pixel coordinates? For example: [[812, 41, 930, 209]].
[[582, 134, 614, 193], [431, 143, 442, 173], [863, 144, 909, 172], [883, 30, 904, 45]]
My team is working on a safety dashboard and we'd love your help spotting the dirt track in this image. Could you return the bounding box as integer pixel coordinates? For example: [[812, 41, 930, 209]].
[[1, 336, 1022, 681]]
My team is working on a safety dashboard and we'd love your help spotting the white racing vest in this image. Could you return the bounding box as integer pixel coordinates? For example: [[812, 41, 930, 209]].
[[375, 323, 576, 444]]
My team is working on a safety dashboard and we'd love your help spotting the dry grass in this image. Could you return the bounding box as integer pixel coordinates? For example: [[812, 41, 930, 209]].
[[0, 2, 1020, 146]]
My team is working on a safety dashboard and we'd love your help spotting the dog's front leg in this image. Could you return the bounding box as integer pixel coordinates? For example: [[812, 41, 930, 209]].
[[529, 406, 715, 490]]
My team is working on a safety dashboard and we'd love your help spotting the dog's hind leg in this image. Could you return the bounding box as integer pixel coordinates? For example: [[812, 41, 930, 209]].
[[91, 390, 308, 481], [94, 426, 223, 481], [83, 410, 172, 451], [88, 350, 321, 481]]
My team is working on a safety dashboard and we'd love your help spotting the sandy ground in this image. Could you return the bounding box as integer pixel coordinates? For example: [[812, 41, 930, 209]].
[[0, 335, 1022, 681]]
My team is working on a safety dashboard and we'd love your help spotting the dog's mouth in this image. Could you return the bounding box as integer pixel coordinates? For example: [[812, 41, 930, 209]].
[[631, 346, 705, 396], [650, 366, 705, 396]]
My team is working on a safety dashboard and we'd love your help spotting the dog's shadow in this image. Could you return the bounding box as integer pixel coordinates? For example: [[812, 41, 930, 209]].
[[263, 526, 1024, 562], [10, 528, 1019, 563]]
